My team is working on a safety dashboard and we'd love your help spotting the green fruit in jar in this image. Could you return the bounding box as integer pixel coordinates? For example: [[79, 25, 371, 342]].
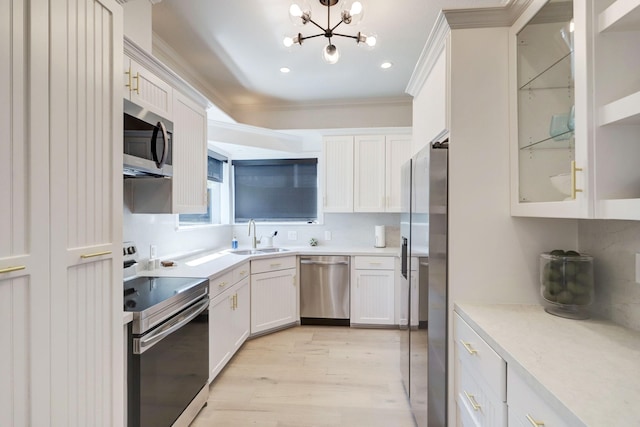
[[564, 262, 578, 277], [543, 289, 557, 302], [546, 280, 562, 295], [556, 290, 573, 304], [576, 272, 593, 289], [550, 249, 566, 256], [565, 250, 581, 256], [567, 280, 586, 295]]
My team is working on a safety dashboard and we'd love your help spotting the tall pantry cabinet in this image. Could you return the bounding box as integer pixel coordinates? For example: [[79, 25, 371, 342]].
[[0, 0, 124, 426]]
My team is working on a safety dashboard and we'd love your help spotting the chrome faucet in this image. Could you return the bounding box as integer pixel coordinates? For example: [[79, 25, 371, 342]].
[[248, 219, 261, 249]]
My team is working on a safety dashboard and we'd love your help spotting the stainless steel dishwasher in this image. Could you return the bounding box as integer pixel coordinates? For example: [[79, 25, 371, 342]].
[[299, 256, 350, 326]]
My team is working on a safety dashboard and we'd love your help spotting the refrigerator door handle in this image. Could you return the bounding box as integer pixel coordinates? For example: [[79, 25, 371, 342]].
[[401, 237, 408, 279]]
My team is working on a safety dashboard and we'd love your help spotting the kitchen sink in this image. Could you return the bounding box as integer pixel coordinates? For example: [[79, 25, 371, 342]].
[[228, 247, 289, 255], [258, 248, 289, 253], [229, 249, 263, 255]]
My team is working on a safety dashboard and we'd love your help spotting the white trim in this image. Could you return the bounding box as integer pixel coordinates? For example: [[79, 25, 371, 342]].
[[443, 0, 534, 29], [405, 11, 450, 97]]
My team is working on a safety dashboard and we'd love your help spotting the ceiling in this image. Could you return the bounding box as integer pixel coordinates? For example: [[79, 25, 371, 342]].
[[151, 0, 512, 119]]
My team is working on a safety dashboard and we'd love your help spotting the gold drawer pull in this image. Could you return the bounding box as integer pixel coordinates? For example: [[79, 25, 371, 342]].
[[0, 265, 26, 274], [133, 72, 140, 94], [463, 391, 481, 411], [81, 250, 112, 259], [526, 414, 544, 426], [218, 281, 228, 288], [571, 160, 583, 199], [460, 340, 478, 355], [239, 270, 247, 275], [270, 263, 281, 268]]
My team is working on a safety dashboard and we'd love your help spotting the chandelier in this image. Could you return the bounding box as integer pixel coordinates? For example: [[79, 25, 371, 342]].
[[283, 0, 377, 64]]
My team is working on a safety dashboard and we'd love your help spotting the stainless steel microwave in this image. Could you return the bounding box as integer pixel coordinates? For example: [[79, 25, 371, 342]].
[[123, 99, 174, 177]]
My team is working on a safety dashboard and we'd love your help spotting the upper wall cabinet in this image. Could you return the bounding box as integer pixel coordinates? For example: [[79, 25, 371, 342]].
[[323, 134, 411, 213], [510, 0, 593, 218], [592, 0, 640, 219], [123, 55, 173, 120]]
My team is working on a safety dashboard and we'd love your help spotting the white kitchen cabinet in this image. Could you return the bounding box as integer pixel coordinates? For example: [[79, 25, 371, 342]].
[[209, 276, 250, 382], [0, 1, 49, 423], [8, 0, 125, 425], [323, 135, 354, 212], [454, 314, 507, 427], [354, 135, 386, 212], [591, 0, 640, 219], [250, 256, 298, 335], [509, 0, 594, 218], [324, 134, 411, 213], [123, 55, 173, 120], [172, 91, 208, 213], [507, 366, 569, 427], [351, 256, 395, 325]]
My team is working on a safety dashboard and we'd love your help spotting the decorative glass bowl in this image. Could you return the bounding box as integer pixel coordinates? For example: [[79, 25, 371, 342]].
[[540, 251, 594, 319]]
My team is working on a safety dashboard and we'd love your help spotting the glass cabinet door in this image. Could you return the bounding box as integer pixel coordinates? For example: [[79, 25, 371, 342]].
[[516, 0, 575, 204]]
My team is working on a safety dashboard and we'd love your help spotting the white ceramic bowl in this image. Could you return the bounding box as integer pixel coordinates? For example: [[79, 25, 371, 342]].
[[550, 172, 571, 196]]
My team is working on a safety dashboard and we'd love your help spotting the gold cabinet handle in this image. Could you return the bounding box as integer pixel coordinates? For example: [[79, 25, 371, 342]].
[[132, 72, 140, 94], [526, 414, 545, 426], [460, 340, 478, 355], [233, 294, 238, 309], [81, 250, 112, 259], [463, 391, 481, 411], [239, 270, 247, 276], [218, 281, 228, 288], [125, 68, 132, 90], [571, 160, 583, 199], [270, 263, 281, 268], [230, 295, 235, 310], [0, 265, 26, 274]]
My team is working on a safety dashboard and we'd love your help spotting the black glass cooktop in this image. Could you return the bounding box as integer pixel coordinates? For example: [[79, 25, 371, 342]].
[[123, 276, 208, 313]]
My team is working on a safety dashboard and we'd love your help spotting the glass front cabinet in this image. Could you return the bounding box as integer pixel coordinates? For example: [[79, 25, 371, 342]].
[[511, 0, 640, 220], [510, 0, 593, 218]]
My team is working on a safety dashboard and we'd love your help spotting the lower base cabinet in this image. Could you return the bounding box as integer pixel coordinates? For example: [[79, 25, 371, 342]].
[[209, 277, 250, 382], [351, 256, 395, 325], [250, 256, 298, 335]]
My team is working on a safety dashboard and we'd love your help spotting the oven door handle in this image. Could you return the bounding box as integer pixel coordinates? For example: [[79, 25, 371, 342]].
[[135, 297, 209, 355]]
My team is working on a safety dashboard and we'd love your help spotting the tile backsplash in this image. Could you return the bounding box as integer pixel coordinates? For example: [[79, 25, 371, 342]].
[[579, 219, 640, 331]]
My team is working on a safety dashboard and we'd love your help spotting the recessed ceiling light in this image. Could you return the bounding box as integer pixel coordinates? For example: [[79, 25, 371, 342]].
[[280, 67, 291, 73], [380, 62, 393, 69]]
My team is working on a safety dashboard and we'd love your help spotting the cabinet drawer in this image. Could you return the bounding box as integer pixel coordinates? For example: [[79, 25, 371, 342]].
[[454, 314, 506, 401], [251, 255, 297, 275], [456, 362, 507, 427], [209, 270, 234, 299], [507, 367, 569, 427], [354, 256, 394, 270], [233, 262, 250, 283]]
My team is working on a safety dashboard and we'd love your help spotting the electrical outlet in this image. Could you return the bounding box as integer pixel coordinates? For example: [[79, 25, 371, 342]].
[[636, 254, 640, 284], [288, 231, 297, 240], [324, 230, 332, 241]]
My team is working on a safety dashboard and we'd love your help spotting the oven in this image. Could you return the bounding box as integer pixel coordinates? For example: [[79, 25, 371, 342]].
[[125, 272, 209, 427]]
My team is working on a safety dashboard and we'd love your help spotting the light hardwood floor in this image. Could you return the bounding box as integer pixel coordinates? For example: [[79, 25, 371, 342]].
[[192, 325, 416, 427]]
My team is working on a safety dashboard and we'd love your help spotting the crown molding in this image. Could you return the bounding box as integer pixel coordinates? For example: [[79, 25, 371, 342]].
[[116, 0, 161, 3], [406, 0, 534, 96], [151, 34, 232, 113], [405, 11, 450, 97], [124, 36, 210, 109], [443, 0, 534, 29]]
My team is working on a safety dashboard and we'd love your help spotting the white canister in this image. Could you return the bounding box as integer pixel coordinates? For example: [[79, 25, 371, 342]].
[[374, 225, 386, 248]]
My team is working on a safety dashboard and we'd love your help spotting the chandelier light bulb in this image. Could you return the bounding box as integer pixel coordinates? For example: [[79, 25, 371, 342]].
[[341, 0, 364, 25], [365, 34, 377, 47], [289, 1, 312, 25], [289, 3, 303, 17], [283, 36, 294, 48], [322, 44, 340, 64]]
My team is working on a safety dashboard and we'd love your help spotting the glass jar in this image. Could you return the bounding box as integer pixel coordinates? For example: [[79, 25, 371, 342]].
[[539, 252, 594, 319]]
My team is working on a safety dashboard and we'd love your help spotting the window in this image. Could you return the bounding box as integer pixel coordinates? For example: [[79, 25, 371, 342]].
[[179, 151, 226, 226], [233, 158, 317, 223]]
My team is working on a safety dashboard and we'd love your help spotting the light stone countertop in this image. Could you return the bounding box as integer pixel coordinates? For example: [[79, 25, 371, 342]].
[[455, 303, 640, 426], [142, 245, 404, 280], [124, 245, 406, 325]]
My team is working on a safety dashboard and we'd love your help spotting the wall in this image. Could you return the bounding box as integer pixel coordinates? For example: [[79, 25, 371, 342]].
[[123, 203, 401, 264], [122, 0, 152, 52], [578, 219, 640, 331]]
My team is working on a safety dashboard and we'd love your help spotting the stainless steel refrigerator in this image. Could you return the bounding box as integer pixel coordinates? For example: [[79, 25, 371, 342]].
[[401, 136, 448, 427]]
